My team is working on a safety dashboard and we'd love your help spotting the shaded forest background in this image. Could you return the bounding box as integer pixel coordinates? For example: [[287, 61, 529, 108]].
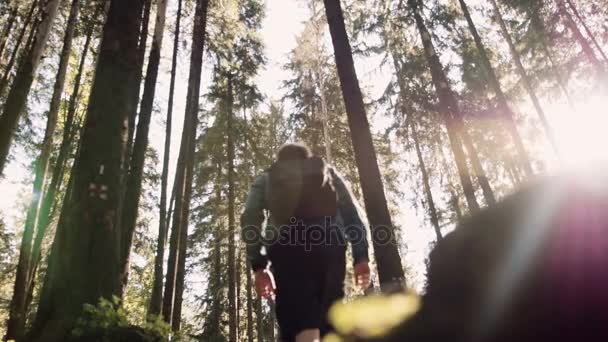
[[0, 0, 606, 340]]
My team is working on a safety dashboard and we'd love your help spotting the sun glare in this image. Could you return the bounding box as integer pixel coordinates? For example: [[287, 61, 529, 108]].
[[545, 90, 608, 169]]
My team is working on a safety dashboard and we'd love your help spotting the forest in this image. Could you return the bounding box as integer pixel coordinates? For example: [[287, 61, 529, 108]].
[[0, 0, 606, 340]]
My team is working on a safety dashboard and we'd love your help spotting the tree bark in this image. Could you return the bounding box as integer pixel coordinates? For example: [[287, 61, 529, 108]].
[[148, 0, 183, 318], [5, 0, 81, 339], [255, 295, 264, 341], [162, 0, 210, 329], [0, 0, 38, 99], [0, 0, 61, 174], [457, 0, 533, 177], [490, 0, 559, 154], [27, 0, 145, 340], [323, 0, 405, 289], [410, 0, 481, 213], [120, 0, 169, 294]]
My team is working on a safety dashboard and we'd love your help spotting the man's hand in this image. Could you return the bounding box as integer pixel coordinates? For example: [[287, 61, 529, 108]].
[[354, 259, 371, 289], [254, 269, 276, 300]]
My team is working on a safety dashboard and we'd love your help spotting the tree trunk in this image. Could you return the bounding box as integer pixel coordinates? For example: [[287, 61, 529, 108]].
[[125, 0, 152, 164], [436, 144, 463, 224], [5, 0, 80, 339], [171, 106, 197, 331], [268, 301, 276, 341], [162, 160, 183, 324], [411, 121, 442, 240], [120, 0, 169, 294], [490, 0, 559, 153], [0, 0, 38, 99], [565, 0, 608, 63], [236, 250, 242, 339], [459, 129, 496, 206], [210, 167, 223, 336], [226, 75, 238, 342], [26, 0, 145, 340], [556, 0, 604, 74], [390, 49, 443, 239], [410, 0, 481, 213], [148, 0, 183, 318], [323, 0, 405, 289], [255, 295, 264, 341], [0, 0, 61, 174], [525, 3, 575, 109], [162, 0, 209, 329], [246, 262, 254, 342], [457, 0, 533, 177], [31, 15, 96, 280], [0, 4, 18, 64], [318, 76, 333, 163]]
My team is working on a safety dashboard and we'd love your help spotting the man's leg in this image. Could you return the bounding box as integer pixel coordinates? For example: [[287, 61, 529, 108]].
[[295, 329, 320, 342], [269, 244, 323, 342], [320, 244, 347, 337]]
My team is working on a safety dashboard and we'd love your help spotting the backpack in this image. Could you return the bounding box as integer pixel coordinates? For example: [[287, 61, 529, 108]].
[[267, 156, 338, 225]]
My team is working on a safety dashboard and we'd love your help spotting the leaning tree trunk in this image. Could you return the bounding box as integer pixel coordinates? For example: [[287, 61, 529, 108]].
[[410, 0, 481, 213], [457, 0, 533, 177], [0, 0, 61, 174], [148, 0, 183, 318], [565, 0, 608, 63], [556, 0, 604, 74], [171, 103, 197, 331], [5, 0, 80, 339], [0, 4, 18, 64], [125, 0, 152, 164], [411, 120, 442, 240], [162, 0, 210, 329], [162, 161, 183, 324], [26, 0, 145, 340], [0, 0, 38, 99], [120, 0, 169, 294], [490, 0, 559, 153], [323, 0, 405, 290]]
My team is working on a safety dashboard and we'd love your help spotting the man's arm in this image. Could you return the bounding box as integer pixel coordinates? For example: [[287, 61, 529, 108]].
[[241, 173, 268, 271], [331, 169, 369, 265]]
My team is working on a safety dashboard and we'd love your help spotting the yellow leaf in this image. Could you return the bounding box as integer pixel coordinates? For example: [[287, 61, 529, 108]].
[[328, 292, 420, 338]]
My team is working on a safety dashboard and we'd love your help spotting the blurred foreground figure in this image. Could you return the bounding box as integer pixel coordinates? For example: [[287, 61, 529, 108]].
[[241, 143, 371, 342], [366, 174, 608, 342]]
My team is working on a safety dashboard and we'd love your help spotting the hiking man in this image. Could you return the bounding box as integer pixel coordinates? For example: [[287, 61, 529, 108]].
[[241, 143, 371, 342]]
